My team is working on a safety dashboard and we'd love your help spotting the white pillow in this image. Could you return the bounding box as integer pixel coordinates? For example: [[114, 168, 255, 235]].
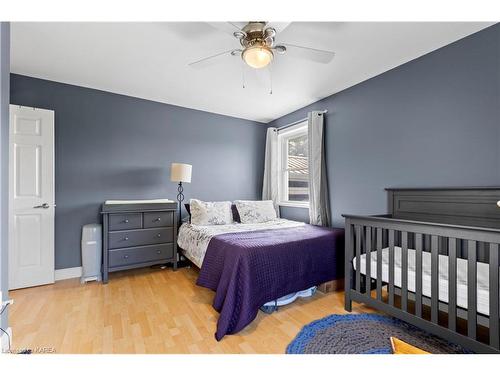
[[234, 200, 277, 224], [189, 199, 233, 225]]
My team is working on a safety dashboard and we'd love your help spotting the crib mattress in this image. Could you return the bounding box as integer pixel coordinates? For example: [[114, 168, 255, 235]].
[[354, 246, 494, 316]]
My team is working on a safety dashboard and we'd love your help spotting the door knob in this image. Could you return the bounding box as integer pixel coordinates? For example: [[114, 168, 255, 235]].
[[33, 203, 50, 209]]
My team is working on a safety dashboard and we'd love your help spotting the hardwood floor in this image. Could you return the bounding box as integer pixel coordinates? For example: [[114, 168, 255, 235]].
[[9, 267, 374, 354]]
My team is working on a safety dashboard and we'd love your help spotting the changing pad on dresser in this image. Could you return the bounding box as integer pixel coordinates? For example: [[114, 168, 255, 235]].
[[105, 199, 174, 205], [102, 199, 176, 213]]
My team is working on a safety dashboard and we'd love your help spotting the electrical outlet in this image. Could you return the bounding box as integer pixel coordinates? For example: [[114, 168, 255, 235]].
[[1, 327, 12, 353]]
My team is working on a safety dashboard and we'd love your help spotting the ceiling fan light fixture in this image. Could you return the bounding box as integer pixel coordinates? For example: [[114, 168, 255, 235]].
[[242, 45, 273, 69]]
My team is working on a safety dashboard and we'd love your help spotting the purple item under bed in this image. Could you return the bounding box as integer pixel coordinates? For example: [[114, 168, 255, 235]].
[[196, 224, 344, 340]]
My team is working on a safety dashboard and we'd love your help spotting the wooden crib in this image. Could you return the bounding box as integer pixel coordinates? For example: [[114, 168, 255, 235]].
[[343, 187, 500, 353]]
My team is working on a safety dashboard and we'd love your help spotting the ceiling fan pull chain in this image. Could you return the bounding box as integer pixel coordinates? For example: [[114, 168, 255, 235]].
[[241, 64, 246, 89], [269, 64, 273, 95]]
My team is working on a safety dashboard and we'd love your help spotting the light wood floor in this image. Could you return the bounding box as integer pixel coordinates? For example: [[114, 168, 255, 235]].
[[9, 266, 374, 354]]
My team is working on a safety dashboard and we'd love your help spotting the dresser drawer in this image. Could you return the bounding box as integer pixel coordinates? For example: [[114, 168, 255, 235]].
[[108, 213, 142, 231], [108, 244, 174, 268], [143, 211, 174, 228], [108, 227, 173, 249]]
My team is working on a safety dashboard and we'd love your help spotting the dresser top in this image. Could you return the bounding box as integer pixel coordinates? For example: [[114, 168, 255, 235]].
[[102, 199, 177, 213]]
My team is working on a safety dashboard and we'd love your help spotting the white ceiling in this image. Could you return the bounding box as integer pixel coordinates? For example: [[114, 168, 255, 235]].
[[11, 22, 494, 123]]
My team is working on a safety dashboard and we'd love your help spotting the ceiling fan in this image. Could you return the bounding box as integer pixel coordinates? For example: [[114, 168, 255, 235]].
[[188, 22, 335, 70]]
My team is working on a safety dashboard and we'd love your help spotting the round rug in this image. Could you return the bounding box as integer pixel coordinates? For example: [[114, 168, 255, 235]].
[[286, 313, 472, 354]]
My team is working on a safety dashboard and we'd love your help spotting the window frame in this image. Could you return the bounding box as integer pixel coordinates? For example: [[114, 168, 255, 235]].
[[277, 121, 310, 208]]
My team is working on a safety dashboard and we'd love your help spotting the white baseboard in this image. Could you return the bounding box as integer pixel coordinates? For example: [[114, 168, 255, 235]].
[[55, 266, 82, 281]]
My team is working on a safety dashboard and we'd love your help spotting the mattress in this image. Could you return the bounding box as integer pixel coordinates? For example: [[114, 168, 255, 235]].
[[177, 218, 305, 268], [354, 246, 493, 316]]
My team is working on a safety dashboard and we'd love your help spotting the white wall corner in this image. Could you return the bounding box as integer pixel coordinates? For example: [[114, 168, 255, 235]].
[[54, 266, 82, 281]]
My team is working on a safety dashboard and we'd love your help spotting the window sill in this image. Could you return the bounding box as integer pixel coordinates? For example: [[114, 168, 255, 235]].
[[278, 202, 309, 209]]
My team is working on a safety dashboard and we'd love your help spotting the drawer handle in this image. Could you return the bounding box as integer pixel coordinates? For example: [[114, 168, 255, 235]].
[[124, 219, 129, 223], [155, 217, 161, 222], [156, 234, 161, 238], [124, 255, 129, 259], [156, 250, 161, 254], [124, 236, 129, 241]]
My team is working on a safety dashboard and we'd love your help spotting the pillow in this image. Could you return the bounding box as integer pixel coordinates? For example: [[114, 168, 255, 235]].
[[390, 337, 429, 354], [185, 203, 241, 223], [234, 200, 277, 224], [189, 199, 233, 225]]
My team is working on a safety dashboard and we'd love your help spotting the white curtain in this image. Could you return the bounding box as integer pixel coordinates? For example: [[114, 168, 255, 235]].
[[262, 127, 279, 213], [308, 111, 331, 226]]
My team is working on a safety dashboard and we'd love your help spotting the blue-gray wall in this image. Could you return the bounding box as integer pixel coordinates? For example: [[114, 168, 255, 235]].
[[0, 23, 10, 330], [270, 24, 500, 226], [10, 75, 267, 269]]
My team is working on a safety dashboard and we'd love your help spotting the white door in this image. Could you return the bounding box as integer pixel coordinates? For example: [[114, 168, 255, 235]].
[[9, 105, 55, 290]]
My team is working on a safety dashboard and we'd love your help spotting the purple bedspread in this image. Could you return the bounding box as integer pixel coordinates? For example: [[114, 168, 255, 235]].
[[196, 224, 344, 340]]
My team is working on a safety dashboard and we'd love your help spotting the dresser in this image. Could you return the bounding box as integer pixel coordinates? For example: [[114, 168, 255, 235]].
[[101, 200, 178, 283]]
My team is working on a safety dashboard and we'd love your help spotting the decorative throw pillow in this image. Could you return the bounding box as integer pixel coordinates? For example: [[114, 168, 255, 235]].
[[189, 199, 233, 225], [234, 200, 277, 224], [185, 203, 241, 223]]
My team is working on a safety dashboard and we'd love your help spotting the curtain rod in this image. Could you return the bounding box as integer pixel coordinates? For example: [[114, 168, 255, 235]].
[[275, 110, 328, 132]]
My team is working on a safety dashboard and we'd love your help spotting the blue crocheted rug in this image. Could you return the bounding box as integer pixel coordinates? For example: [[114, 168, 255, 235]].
[[286, 314, 472, 354]]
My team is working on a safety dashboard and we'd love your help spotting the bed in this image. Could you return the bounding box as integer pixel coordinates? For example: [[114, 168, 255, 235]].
[[344, 187, 500, 353], [177, 218, 344, 340]]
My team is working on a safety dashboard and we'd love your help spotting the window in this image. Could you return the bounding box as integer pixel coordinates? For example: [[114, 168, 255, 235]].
[[278, 121, 309, 207]]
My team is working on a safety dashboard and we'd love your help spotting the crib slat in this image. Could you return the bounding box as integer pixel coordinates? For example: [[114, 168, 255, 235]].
[[431, 235, 439, 324], [401, 231, 408, 312], [365, 226, 371, 296], [355, 225, 361, 292], [389, 229, 395, 306], [468, 240, 477, 340], [489, 243, 499, 349], [376, 228, 383, 301], [415, 233, 423, 318], [448, 238, 457, 332]]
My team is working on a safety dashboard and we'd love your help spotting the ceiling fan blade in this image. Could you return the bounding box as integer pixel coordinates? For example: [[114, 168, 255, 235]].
[[188, 49, 237, 69], [206, 22, 242, 36], [280, 43, 335, 64], [268, 22, 291, 35]]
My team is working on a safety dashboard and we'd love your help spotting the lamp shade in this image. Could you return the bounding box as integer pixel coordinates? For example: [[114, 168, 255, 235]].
[[170, 163, 192, 183]]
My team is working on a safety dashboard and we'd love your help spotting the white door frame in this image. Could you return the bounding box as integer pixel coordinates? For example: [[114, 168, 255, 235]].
[[8, 105, 55, 290]]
